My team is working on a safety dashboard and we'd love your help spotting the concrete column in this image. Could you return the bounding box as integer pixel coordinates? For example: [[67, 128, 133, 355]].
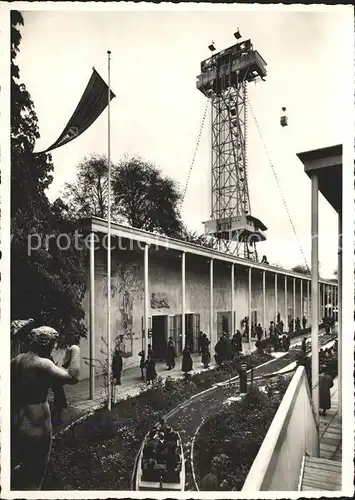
[[338, 211, 342, 417], [262, 270, 266, 338], [300, 279, 303, 323], [322, 283, 326, 319], [181, 252, 186, 350], [335, 284, 339, 321], [274, 273, 278, 324], [89, 232, 96, 400], [284, 275, 288, 332], [311, 174, 320, 425], [210, 259, 214, 345], [248, 267, 252, 350], [144, 244, 149, 352], [231, 264, 235, 335], [330, 285, 335, 317], [293, 278, 296, 331], [307, 280, 310, 321]]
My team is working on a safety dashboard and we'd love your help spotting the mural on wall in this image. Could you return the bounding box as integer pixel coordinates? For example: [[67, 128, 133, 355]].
[[104, 262, 143, 356], [151, 293, 170, 309]]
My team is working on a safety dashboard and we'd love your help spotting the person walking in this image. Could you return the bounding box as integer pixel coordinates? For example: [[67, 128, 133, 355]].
[[201, 334, 211, 368], [269, 321, 275, 337], [319, 367, 334, 416], [138, 349, 145, 381], [145, 353, 157, 385], [182, 345, 193, 376], [197, 331, 204, 355], [112, 345, 123, 386], [111, 345, 123, 403], [166, 337, 176, 370], [256, 323, 263, 342], [277, 311, 281, 325], [214, 336, 225, 365], [235, 330, 243, 353], [302, 316, 307, 330]]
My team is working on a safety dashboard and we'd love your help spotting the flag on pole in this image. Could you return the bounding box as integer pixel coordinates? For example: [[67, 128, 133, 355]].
[[36, 69, 116, 154]]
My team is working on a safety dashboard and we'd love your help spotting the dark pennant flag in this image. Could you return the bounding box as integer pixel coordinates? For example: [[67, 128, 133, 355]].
[[36, 69, 115, 154]]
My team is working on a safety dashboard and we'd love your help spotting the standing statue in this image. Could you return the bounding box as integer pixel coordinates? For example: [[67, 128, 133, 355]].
[[11, 326, 80, 490]]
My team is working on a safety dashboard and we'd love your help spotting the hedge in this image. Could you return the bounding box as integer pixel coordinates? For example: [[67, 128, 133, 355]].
[[194, 375, 292, 491], [43, 350, 272, 490]]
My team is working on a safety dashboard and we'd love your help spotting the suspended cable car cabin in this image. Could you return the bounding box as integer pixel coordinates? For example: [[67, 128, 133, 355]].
[[280, 107, 288, 127]]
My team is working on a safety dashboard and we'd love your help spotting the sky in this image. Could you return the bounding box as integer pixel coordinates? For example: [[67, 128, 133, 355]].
[[15, 5, 353, 278]]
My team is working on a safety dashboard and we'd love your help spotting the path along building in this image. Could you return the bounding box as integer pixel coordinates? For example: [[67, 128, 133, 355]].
[[65, 212, 338, 399]]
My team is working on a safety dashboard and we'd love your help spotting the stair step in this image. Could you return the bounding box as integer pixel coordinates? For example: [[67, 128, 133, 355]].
[[305, 456, 342, 468], [302, 479, 340, 491], [303, 470, 342, 485], [304, 462, 342, 475]]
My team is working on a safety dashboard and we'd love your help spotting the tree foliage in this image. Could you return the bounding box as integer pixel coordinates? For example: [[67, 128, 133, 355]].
[[179, 227, 215, 249], [291, 264, 310, 275], [11, 11, 87, 343], [112, 156, 183, 237], [62, 154, 185, 238], [62, 155, 109, 220]]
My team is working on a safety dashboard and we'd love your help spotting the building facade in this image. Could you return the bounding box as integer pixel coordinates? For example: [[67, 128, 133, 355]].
[[63, 218, 338, 386]]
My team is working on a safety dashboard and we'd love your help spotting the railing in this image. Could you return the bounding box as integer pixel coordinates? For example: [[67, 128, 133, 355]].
[[242, 366, 318, 491]]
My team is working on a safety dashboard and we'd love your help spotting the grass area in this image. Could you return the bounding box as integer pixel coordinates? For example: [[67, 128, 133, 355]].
[[43, 351, 272, 490]]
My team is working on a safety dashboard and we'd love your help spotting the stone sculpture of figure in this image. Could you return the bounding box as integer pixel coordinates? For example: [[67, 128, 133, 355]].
[[11, 326, 79, 490]]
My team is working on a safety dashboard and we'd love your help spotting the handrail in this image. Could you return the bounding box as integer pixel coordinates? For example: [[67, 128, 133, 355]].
[[242, 366, 317, 491]]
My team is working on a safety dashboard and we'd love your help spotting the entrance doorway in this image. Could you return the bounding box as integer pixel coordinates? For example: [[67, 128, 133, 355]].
[[185, 313, 200, 353], [152, 315, 168, 360]]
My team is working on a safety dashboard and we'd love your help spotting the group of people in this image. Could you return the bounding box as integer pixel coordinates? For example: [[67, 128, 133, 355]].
[[214, 331, 242, 365], [142, 418, 181, 481], [11, 324, 80, 490]]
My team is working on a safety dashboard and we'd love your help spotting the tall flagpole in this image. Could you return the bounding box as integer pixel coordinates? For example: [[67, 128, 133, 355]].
[[107, 50, 112, 410]]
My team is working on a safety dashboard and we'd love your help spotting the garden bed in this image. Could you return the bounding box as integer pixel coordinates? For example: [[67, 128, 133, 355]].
[[193, 375, 292, 491], [43, 350, 272, 490]]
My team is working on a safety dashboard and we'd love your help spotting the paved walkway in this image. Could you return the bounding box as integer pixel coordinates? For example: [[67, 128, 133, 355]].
[[50, 339, 259, 429], [318, 376, 342, 462], [301, 377, 342, 491]]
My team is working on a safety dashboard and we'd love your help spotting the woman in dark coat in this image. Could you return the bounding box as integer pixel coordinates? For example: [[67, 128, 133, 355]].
[[112, 347, 123, 385], [138, 349, 145, 380], [319, 368, 334, 415], [201, 334, 211, 368], [145, 354, 157, 385], [234, 330, 243, 353], [166, 337, 176, 370], [182, 346, 193, 375]]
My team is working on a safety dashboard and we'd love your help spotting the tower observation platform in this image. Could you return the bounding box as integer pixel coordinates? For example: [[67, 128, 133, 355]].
[[197, 37, 268, 260]]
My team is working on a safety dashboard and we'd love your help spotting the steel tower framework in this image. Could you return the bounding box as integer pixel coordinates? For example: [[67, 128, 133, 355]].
[[197, 37, 268, 260]]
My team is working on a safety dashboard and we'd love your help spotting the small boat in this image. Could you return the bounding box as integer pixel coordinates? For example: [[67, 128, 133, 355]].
[[135, 429, 185, 491]]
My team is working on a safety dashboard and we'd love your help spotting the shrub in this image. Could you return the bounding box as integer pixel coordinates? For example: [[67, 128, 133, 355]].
[[194, 381, 289, 491]]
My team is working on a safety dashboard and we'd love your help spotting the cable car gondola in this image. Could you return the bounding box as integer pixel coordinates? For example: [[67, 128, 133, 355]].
[[280, 106, 288, 127]]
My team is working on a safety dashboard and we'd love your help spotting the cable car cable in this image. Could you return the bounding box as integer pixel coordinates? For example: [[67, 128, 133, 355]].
[[180, 99, 209, 209], [247, 98, 310, 274]]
